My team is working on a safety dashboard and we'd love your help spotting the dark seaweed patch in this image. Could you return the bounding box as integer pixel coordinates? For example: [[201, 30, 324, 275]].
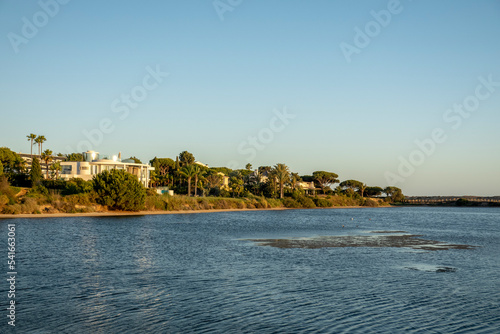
[[248, 234, 477, 251]]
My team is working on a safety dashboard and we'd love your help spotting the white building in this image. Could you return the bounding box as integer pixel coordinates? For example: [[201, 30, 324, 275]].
[[60, 151, 154, 188], [19, 153, 66, 178], [297, 181, 318, 195], [194, 161, 208, 168], [217, 172, 230, 189]]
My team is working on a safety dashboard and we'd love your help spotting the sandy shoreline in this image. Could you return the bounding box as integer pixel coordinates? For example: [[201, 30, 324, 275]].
[[0, 206, 378, 220]]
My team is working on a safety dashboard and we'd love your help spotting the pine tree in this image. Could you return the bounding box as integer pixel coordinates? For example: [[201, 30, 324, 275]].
[[30, 157, 43, 186], [92, 169, 146, 211]]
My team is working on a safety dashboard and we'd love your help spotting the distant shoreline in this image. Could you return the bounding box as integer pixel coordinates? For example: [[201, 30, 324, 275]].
[[0, 206, 379, 220]]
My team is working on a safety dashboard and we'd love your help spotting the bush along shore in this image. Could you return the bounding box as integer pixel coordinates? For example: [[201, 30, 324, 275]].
[[0, 184, 390, 215]]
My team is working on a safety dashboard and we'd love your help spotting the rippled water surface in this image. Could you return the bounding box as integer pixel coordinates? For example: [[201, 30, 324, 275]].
[[1, 207, 499, 333]]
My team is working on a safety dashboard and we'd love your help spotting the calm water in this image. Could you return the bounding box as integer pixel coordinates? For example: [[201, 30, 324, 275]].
[[1, 207, 499, 333]]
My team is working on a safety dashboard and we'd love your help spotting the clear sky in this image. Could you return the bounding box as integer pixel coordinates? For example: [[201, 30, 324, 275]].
[[1, 0, 499, 196]]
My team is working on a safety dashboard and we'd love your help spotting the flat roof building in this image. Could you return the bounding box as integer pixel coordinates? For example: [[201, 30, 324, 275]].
[[60, 151, 154, 188]]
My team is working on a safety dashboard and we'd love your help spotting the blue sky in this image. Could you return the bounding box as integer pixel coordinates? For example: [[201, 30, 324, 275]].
[[1, 0, 499, 196]]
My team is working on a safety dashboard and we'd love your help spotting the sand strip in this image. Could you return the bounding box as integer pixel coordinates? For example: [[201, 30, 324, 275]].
[[0, 206, 379, 219]]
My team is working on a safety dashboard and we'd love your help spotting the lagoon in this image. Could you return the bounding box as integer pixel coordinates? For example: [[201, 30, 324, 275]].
[[1, 207, 499, 333]]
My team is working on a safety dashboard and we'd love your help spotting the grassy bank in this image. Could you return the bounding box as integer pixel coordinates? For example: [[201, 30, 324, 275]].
[[0, 182, 389, 215], [144, 194, 283, 211], [140, 193, 389, 212]]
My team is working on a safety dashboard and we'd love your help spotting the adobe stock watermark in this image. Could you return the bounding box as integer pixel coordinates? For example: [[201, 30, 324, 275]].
[[6, 223, 17, 327], [226, 107, 295, 169], [213, 0, 243, 21], [384, 74, 499, 185], [65, 65, 169, 153], [339, 0, 411, 63], [7, 0, 70, 54]]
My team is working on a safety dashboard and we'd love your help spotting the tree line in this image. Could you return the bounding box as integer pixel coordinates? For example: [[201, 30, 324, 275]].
[[0, 135, 405, 213], [150, 150, 404, 202]]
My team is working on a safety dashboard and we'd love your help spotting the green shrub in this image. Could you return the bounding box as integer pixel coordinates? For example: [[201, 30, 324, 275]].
[[52, 200, 77, 213], [63, 193, 95, 206], [63, 178, 92, 195], [163, 195, 185, 211], [157, 195, 285, 212], [42, 179, 67, 190], [0, 176, 17, 206], [211, 198, 230, 210], [8, 173, 31, 188], [197, 198, 212, 210], [324, 194, 360, 206], [265, 197, 284, 208], [92, 169, 146, 211], [0, 194, 9, 212], [145, 195, 166, 210], [282, 197, 301, 208], [20, 197, 39, 213], [146, 188, 158, 196], [27, 184, 49, 197], [2, 204, 23, 214], [295, 195, 316, 208], [362, 199, 378, 207], [219, 189, 230, 197], [314, 198, 332, 208], [255, 197, 269, 208]]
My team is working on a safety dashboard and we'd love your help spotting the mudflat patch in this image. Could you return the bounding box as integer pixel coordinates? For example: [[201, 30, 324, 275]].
[[248, 231, 477, 251], [405, 264, 458, 272]]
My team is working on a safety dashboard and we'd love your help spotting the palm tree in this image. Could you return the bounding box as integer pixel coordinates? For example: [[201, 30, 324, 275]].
[[13, 157, 27, 174], [259, 166, 271, 175], [272, 163, 290, 199], [254, 168, 263, 184], [192, 165, 205, 197], [41, 149, 53, 179], [34, 137, 41, 156], [35, 135, 46, 156], [290, 172, 302, 191], [360, 183, 367, 197], [258, 165, 272, 185], [50, 162, 61, 180], [38, 135, 46, 153], [26, 133, 36, 159], [267, 169, 278, 198], [229, 175, 244, 197], [205, 173, 222, 190], [179, 165, 197, 196], [149, 170, 159, 188]]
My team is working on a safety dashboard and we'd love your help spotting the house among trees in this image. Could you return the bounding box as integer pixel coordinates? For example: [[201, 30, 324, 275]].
[[217, 172, 230, 190], [19, 153, 66, 177], [297, 181, 318, 195], [60, 151, 154, 188]]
